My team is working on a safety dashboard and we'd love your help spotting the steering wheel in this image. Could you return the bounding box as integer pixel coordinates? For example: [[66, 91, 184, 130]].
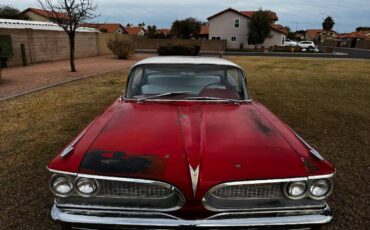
[[200, 82, 227, 92], [199, 82, 240, 98]]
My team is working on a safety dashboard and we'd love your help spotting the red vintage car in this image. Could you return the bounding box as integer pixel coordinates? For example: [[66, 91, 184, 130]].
[[48, 57, 335, 229]]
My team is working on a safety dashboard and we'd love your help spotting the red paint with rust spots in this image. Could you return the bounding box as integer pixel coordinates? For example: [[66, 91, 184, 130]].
[[48, 99, 335, 201]]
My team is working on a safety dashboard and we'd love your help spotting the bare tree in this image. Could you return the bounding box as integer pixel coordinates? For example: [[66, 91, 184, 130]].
[[38, 0, 98, 72]]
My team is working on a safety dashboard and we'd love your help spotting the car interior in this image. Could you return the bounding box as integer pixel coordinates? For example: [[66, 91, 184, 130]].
[[127, 65, 245, 100]]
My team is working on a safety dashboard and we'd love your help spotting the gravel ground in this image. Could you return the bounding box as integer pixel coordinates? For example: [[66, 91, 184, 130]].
[[0, 54, 152, 99]]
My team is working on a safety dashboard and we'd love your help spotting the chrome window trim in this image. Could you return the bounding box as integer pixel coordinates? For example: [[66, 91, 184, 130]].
[[124, 63, 250, 101], [122, 98, 252, 103]]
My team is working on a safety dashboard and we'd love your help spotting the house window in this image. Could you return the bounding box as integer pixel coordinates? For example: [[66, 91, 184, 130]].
[[234, 19, 240, 28], [231, 36, 237, 42], [212, 36, 221, 40]]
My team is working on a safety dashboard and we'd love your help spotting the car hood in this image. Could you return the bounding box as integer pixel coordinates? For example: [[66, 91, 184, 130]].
[[49, 100, 334, 199]]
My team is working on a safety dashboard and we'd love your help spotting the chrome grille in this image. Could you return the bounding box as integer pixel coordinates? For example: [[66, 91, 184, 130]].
[[203, 180, 325, 211], [97, 180, 175, 199], [210, 183, 283, 200]]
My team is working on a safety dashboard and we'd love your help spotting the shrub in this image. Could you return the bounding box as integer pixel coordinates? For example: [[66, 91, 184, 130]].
[[107, 37, 135, 59], [157, 44, 200, 56]]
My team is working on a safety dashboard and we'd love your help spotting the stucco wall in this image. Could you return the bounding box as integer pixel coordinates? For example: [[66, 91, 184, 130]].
[[0, 29, 32, 67], [208, 11, 286, 49], [263, 30, 286, 48], [0, 28, 98, 67], [208, 11, 248, 49], [1, 28, 226, 67], [97, 34, 226, 55]]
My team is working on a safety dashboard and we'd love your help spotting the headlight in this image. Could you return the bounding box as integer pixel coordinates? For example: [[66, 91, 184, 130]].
[[284, 181, 307, 199], [75, 178, 99, 197], [50, 175, 74, 197], [309, 179, 332, 200]]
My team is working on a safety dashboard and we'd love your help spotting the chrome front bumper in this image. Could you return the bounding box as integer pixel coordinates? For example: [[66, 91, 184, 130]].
[[52, 204, 332, 229]]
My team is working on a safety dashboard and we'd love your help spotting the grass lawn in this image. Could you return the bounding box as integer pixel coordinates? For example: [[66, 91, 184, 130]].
[[0, 57, 369, 229]]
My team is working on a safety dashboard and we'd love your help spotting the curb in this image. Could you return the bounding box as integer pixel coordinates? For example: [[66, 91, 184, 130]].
[[0, 69, 124, 103]]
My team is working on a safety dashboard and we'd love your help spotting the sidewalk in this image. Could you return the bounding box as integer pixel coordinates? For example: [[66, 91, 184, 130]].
[[0, 54, 152, 100]]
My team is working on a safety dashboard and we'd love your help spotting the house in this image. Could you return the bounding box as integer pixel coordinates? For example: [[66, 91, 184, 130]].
[[199, 25, 209, 40], [207, 8, 287, 49], [337, 30, 370, 47], [124, 26, 146, 36], [159, 29, 170, 36], [81, 23, 127, 34], [19, 8, 69, 23], [305, 29, 337, 43]]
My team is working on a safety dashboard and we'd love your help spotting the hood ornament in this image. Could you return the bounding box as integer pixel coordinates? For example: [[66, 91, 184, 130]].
[[189, 165, 200, 196]]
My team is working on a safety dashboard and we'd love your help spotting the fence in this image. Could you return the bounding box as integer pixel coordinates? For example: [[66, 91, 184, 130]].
[[0, 28, 98, 67], [321, 39, 370, 49], [1, 29, 226, 67], [355, 40, 370, 49], [97, 33, 226, 56]]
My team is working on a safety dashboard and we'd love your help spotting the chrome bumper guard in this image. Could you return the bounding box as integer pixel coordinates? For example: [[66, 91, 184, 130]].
[[52, 204, 332, 228]]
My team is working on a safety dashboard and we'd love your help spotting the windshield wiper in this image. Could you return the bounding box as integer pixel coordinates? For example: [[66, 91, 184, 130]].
[[185, 96, 240, 104], [138, 91, 192, 103]]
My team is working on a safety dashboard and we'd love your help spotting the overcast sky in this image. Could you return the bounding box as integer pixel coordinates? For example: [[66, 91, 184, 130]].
[[3, 0, 369, 33]]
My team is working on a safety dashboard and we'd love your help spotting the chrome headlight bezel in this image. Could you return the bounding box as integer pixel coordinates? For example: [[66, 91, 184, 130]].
[[308, 179, 333, 200], [75, 177, 100, 197], [49, 174, 74, 197], [283, 181, 308, 200]]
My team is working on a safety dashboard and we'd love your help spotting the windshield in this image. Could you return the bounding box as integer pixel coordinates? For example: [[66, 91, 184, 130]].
[[125, 64, 248, 101]]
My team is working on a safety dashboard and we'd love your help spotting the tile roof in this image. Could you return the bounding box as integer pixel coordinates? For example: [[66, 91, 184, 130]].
[[23, 8, 69, 20], [124, 26, 145, 35], [81, 23, 125, 33], [207, 8, 278, 21], [305, 29, 323, 40], [305, 29, 337, 40], [271, 24, 288, 35], [159, 29, 170, 34], [240, 10, 278, 20], [337, 30, 369, 39], [200, 25, 209, 35]]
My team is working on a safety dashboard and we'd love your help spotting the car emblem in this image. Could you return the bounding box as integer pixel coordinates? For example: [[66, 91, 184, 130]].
[[189, 165, 200, 196]]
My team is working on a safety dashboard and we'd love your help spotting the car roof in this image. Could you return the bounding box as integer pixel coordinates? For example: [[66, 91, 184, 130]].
[[133, 56, 242, 69]]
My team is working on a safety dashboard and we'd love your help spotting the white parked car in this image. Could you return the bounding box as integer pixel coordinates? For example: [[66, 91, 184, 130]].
[[297, 41, 316, 50], [283, 39, 298, 46]]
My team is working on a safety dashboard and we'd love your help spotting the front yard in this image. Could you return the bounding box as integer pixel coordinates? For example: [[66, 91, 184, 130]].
[[0, 57, 369, 229]]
